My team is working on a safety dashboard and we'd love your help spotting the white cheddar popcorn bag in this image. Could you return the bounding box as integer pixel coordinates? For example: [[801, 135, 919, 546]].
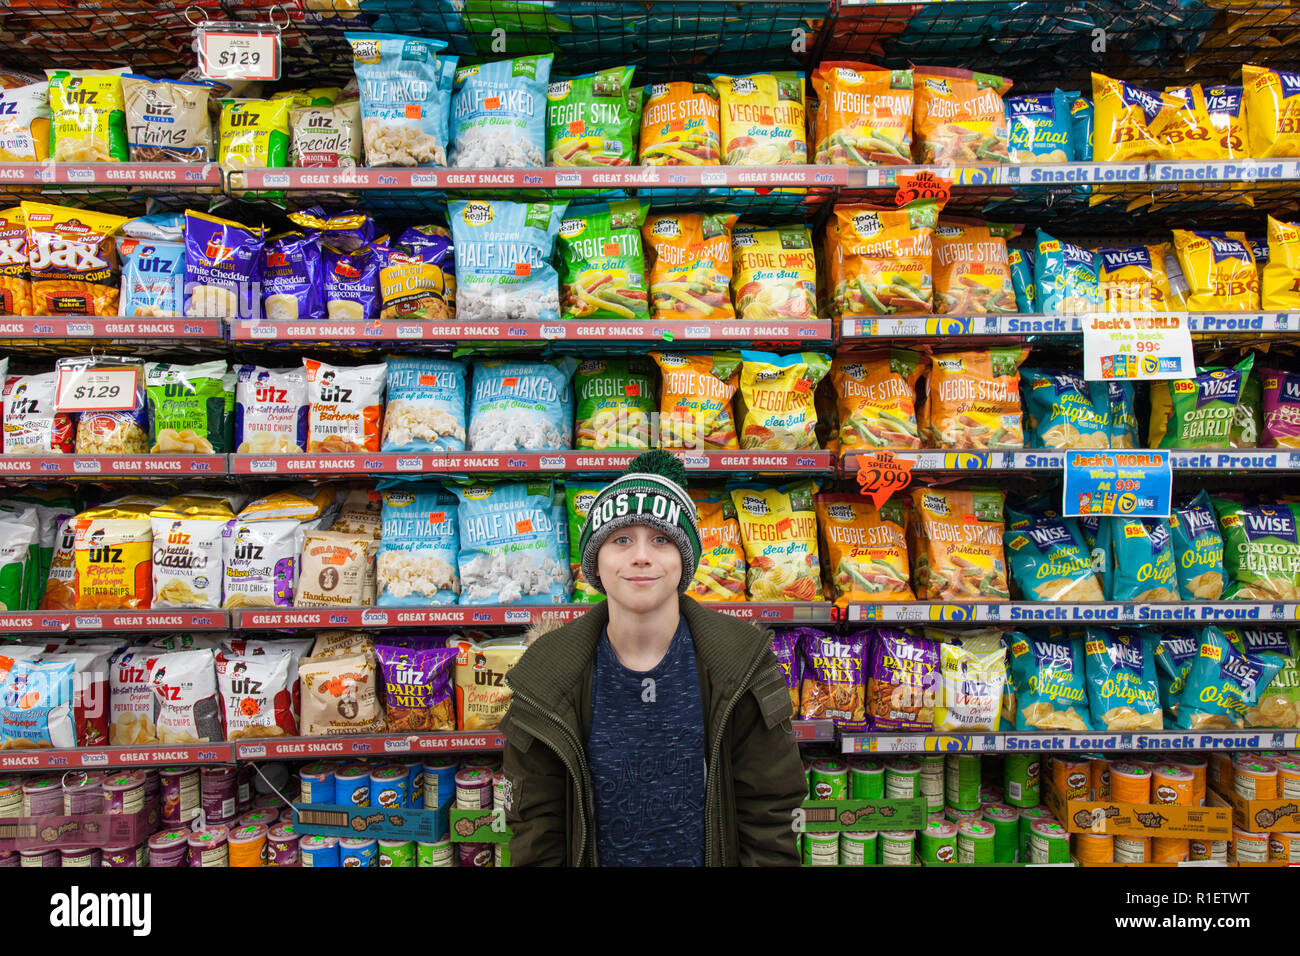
[[235, 364, 308, 454], [382, 357, 468, 452], [467, 358, 577, 451], [452, 480, 570, 605], [377, 487, 460, 607], [304, 358, 386, 453]]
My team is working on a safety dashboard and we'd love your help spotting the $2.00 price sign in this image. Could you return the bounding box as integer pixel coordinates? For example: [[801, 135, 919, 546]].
[[54, 366, 139, 413], [854, 451, 915, 509]]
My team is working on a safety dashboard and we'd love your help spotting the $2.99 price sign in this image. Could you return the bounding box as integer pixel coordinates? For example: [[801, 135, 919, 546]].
[[54, 366, 139, 413], [854, 451, 915, 509]]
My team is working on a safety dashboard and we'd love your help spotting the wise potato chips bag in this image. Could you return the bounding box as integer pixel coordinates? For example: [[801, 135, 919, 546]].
[[1005, 499, 1105, 602], [1174, 625, 1282, 730], [922, 346, 1028, 450], [1232, 628, 1300, 728], [558, 200, 649, 321], [1007, 89, 1077, 163], [1213, 497, 1300, 602], [1008, 247, 1035, 313], [21, 201, 128, 316], [1092, 380, 1140, 449], [1261, 215, 1300, 310], [730, 224, 817, 322], [911, 487, 1009, 601], [1172, 229, 1260, 311], [1111, 517, 1178, 602], [735, 350, 830, 450], [1154, 83, 1248, 160], [639, 81, 721, 165], [1091, 73, 1174, 162], [687, 487, 746, 603], [1009, 632, 1093, 731], [1261, 367, 1300, 448], [830, 348, 924, 450], [730, 480, 822, 603], [1157, 354, 1255, 449], [933, 218, 1018, 314], [712, 72, 807, 166], [913, 67, 1012, 163], [546, 66, 641, 167], [811, 62, 913, 165], [1084, 628, 1163, 730], [1022, 368, 1110, 449], [48, 69, 128, 162], [1096, 243, 1183, 312], [1155, 629, 1199, 719], [1035, 229, 1100, 315], [1243, 65, 1300, 159], [643, 212, 736, 322], [1170, 489, 1226, 600], [815, 493, 913, 606], [831, 201, 938, 315], [651, 351, 739, 449]]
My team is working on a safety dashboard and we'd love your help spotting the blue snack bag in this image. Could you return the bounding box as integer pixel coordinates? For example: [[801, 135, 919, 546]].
[[1174, 625, 1282, 730], [1070, 96, 1093, 161], [449, 199, 566, 321], [382, 357, 467, 452], [348, 33, 456, 167], [452, 479, 570, 605], [1169, 489, 1226, 601], [377, 487, 460, 607], [1009, 246, 1035, 313], [450, 55, 552, 167], [117, 237, 185, 317], [1035, 229, 1100, 315], [1111, 517, 1178, 602], [1008, 631, 1093, 731], [1007, 89, 1075, 163], [1154, 629, 1199, 719], [1084, 628, 1163, 730]]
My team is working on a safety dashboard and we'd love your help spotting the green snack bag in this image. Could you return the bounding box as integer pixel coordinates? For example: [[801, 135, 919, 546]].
[[0, 507, 38, 611], [566, 482, 606, 603], [547, 66, 642, 168], [1225, 627, 1300, 728], [1213, 497, 1300, 602], [145, 360, 230, 454], [574, 357, 655, 450], [1160, 354, 1255, 449], [1231, 359, 1262, 448], [557, 200, 649, 321]]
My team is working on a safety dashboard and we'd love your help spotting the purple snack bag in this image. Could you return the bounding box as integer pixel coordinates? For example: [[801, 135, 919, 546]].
[[867, 628, 939, 731], [287, 207, 376, 253], [324, 242, 385, 322], [770, 629, 802, 718], [374, 645, 457, 732], [262, 232, 325, 322], [797, 627, 869, 731], [1260, 367, 1300, 448], [183, 211, 266, 320], [396, 224, 456, 317]]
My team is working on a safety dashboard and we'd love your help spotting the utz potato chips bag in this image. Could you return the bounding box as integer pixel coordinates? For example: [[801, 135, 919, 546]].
[[687, 488, 746, 603], [1007, 89, 1076, 163], [830, 348, 924, 450], [731, 225, 817, 322], [730, 481, 822, 603], [1261, 367, 1300, 448], [1009, 633, 1092, 731], [1022, 368, 1110, 449], [643, 212, 736, 322], [831, 201, 938, 315], [735, 350, 830, 451], [638, 81, 721, 166], [1261, 215, 1300, 310], [922, 346, 1028, 450], [1111, 517, 1178, 602], [1154, 83, 1248, 160], [811, 63, 913, 165], [1096, 243, 1182, 312], [1243, 65, 1300, 159], [1170, 489, 1226, 600], [1172, 230, 1259, 311], [1213, 498, 1300, 602], [911, 487, 1009, 601], [219, 98, 291, 196], [1084, 628, 1163, 730], [935, 634, 1007, 732], [1174, 626, 1283, 730], [815, 493, 913, 606], [712, 72, 807, 166], [546, 66, 641, 167], [47, 69, 128, 162], [913, 67, 1012, 163], [72, 502, 153, 610], [1005, 499, 1105, 602], [22, 202, 128, 317], [933, 218, 1019, 314], [1157, 355, 1254, 449], [652, 351, 739, 449], [558, 200, 649, 322], [1035, 229, 1100, 315], [1091, 73, 1174, 162]]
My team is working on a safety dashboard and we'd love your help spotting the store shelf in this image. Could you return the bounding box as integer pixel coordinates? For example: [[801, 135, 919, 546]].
[[0, 455, 226, 477], [841, 729, 1300, 756], [0, 162, 223, 188], [0, 317, 223, 340], [841, 312, 1300, 339], [840, 159, 1300, 190], [844, 602, 1298, 625], [234, 732, 505, 761], [842, 449, 1300, 473], [0, 743, 233, 772], [0, 610, 227, 632], [793, 720, 835, 743], [230, 450, 835, 477]]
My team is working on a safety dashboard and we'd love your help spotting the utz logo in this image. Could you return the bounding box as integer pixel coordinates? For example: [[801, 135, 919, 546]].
[[924, 78, 951, 95], [731, 77, 757, 96], [922, 493, 949, 517], [651, 218, 681, 239], [852, 212, 882, 238], [462, 202, 493, 226], [828, 504, 855, 522], [1101, 247, 1151, 270], [937, 358, 965, 373], [741, 495, 769, 517], [350, 38, 381, 64]]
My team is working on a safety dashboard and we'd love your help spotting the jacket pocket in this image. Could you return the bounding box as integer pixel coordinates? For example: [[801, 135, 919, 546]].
[[500, 711, 536, 753], [752, 668, 794, 732]]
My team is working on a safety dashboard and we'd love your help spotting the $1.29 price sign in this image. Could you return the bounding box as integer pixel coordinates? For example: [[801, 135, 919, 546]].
[[196, 25, 282, 82], [854, 451, 915, 509], [54, 366, 139, 413]]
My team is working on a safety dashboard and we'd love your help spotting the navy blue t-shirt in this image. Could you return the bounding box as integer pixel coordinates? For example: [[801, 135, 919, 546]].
[[587, 619, 706, 867]]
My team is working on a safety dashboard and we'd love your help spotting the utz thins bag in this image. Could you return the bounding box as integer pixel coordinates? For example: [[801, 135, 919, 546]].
[[867, 628, 939, 731], [831, 349, 925, 451], [912, 67, 1012, 164], [831, 201, 939, 316], [815, 493, 913, 606], [798, 628, 868, 730], [812, 63, 913, 166]]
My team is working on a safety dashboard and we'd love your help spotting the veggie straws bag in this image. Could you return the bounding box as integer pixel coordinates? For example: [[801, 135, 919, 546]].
[[932, 218, 1018, 314], [912, 67, 1012, 164], [643, 212, 736, 321], [652, 352, 740, 449], [811, 63, 913, 166], [815, 493, 913, 606], [831, 201, 938, 316], [921, 346, 1028, 450], [830, 349, 924, 451], [911, 487, 1009, 601], [638, 81, 721, 165], [687, 487, 746, 603]]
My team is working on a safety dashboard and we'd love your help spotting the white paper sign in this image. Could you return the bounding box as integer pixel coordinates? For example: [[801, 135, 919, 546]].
[[197, 25, 282, 82], [54, 366, 139, 413], [1082, 311, 1195, 381]]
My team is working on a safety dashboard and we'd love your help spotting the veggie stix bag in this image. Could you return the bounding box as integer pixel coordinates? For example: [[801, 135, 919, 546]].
[[642, 212, 736, 321], [811, 63, 913, 166], [565, 482, 604, 603], [638, 82, 721, 165], [1172, 230, 1260, 311], [932, 218, 1018, 314], [687, 487, 746, 603], [731, 225, 817, 322], [814, 493, 913, 606], [1261, 215, 1300, 310], [712, 72, 807, 166], [1096, 243, 1182, 312], [21, 202, 128, 317], [923, 346, 1028, 450], [911, 486, 1010, 601], [735, 350, 830, 451], [831, 201, 938, 316], [912, 68, 1012, 163], [651, 351, 739, 449], [1091, 73, 1173, 162], [1243, 65, 1300, 159], [1169, 489, 1226, 600], [830, 348, 924, 450], [546, 66, 641, 167], [1261, 367, 1300, 448], [558, 200, 649, 321]]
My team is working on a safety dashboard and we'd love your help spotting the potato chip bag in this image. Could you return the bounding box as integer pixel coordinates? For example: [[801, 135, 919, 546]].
[[1084, 628, 1163, 730], [1070, 95, 1094, 159], [923, 346, 1028, 450], [711, 72, 807, 166], [149, 499, 231, 610], [1022, 368, 1110, 449], [1035, 229, 1100, 315], [0, 207, 31, 317], [1155, 629, 1199, 719], [1172, 229, 1259, 311], [546, 66, 641, 167], [1174, 625, 1282, 730], [1154, 83, 1248, 159], [1091, 73, 1174, 162], [1233, 363, 1262, 449], [145, 360, 230, 455], [911, 487, 1009, 601], [639, 81, 721, 165], [1096, 243, 1183, 312], [1008, 632, 1093, 731], [830, 348, 924, 450], [1261, 215, 1300, 310], [1076, 514, 1114, 599], [0, 657, 76, 748], [643, 212, 736, 321], [935, 634, 1006, 732], [0, 79, 49, 162], [1111, 517, 1178, 602], [913, 67, 1012, 163], [1005, 499, 1105, 602], [1169, 489, 1226, 601], [730, 480, 822, 603], [735, 350, 830, 450], [219, 98, 291, 193], [771, 630, 802, 717], [1006, 89, 1076, 163], [867, 628, 938, 730], [1092, 380, 1139, 449], [558, 200, 649, 322], [1242, 65, 1300, 159], [652, 351, 739, 449], [21, 201, 128, 317], [72, 502, 153, 610], [573, 356, 655, 450], [687, 487, 746, 603], [731, 224, 817, 322], [831, 201, 938, 316], [453, 638, 527, 731], [1213, 498, 1300, 602], [1157, 354, 1254, 449], [47, 68, 128, 162], [1008, 246, 1035, 313], [1233, 628, 1300, 728], [815, 493, 913, 606], [304, 359, 386, 453], [811, 63, 913, 165], [299, 651, 386, 736], [798, 627, 867, 729], [933, 218, 1019, 314], [1261, 367, 1300, 448]]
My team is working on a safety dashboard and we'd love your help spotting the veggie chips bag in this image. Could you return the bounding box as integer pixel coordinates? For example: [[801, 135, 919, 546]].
[[546, 66, 641, 167], [735, 350, 830, 451], [922, 346, 1028, 450], [1243, 65, 1300, 159], [1172, 229, 1259, 311], [811, 63, 913, 165], [911, 487, 1009, 601], [912, 67, 1012, 163], [1005, 499, 1104, 602], [831, 201, 938, 316], [712, 72, 807, 166], [1169, 489, 1226, 600], [815, 493, 913, 606], [557, 200, 649, 321], [830, 348, 924, 450], [638, 81, 721, 165], [1084, 628, 1163, 730], [932, 218, 1018, 314], [730, 481, 822, 603], [642, 212, 736, 322], [687, 488, 746, 603], [651, 351, 739, 449], [730, 225, 817, 322]]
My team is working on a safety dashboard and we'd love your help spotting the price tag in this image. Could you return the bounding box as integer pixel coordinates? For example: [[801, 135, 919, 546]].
[[1062, 450, 1172, 518], [54, 366, 139, 413], [894, 170, 952, 207], [1082, 312, 1194, 381], [854, 451, 915, 509], [195, 21, 282, 82]]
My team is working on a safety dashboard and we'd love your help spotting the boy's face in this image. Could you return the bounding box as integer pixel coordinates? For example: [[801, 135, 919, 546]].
[[597, 524, 682, 614]]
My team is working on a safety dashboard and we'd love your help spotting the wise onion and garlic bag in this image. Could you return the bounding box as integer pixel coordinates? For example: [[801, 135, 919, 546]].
[[815, 493, 913, 606], [730, 481, 822, 603], [830, 349, 924, 450], [735, 350, 829, 451], [1149, 354, 1255, 450], [1213, 497, 1300, 602]]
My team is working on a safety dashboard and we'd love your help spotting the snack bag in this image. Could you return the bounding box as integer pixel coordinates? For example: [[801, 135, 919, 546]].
[[118, 236, 185, 318], [1090, 73, 1174, 162], [1070, 95, 1094, 159], [1174, 626, 1283, 730], [831, 201, 939, 315], [731, 224, 817, 321], [933, 218, 1018, 314], [379, 224, 454, 320], [1261, 215, 1300, 310], [234, 365, 308, 454], [1154, 630, 1199, 719], [222, 518, 303, 609], [867, 628, 939, 730], [375, 645, 456, 732], [638, 81, 720, 165], [21, 201, 128, 316], [935, 634, 1006, 732], [652, 352, 740, 449], [1233, 363, 1263, 449], [1008, 633, 1092, 731], [771, 630, 802, 716], [730, 480, 822, 603], [1171, 229, 1259, 311], [121, 75, 211, 162], [219, 98, 291, 194], [452, 639, 527, 731], [565, 482, 605, 603], [830, 349, 924, 450], [262, 232, 324, 322], [3, 373, 74, 455], [1034, 229, 1100, 315], [304, 359, 386, 453], [558, 200, 649, 321], [450, 55, 551, 168], [1076, 515, 1114, 599], [712, 72, 807, 165], [1008, 246, 1035, 313], [216, 652, 297, 740], [1261, 367, 1300, 448], [467, 358, 576, 451], [1005, 499, 1105, 602], [1091, 380, 1139, 449], [290, 94, 362, 169], [449, 199, 566, 321], [814, 493, 913, 606], [296, 530, 373, 608], [1022, 368, 1110, 449], [1213, 498, 1300, 602], [1233, 628, 1300, 728], [735, 350, 830, 450], [913, 67, 1012, 163], [0, 658, 76, 749], [811, 63, 912, 165], [349, 32, 456, 167], [47, 68, 128, 162], [642, 212, 737, 321], [381, 357, 467, 453], [923, 346, 1028, 450], [324, 243, 384, 322], [299, 652, 386, 736], [452, 480, 569, 605], [1153, 83, 1248, 160], [1007, 89, 1076, 162], [376, 488, 460, 607], [1084, 628, 1163, 730], [798, 628, 867, 729], [1111, 517, 1179, 602], [0, 207, 30, 317], [1169, 489, 1226, 600], [911, 487, 1010, 601], [149, 497, 231, 609], [573, 357, 655, 450], [546, 66, 641, 167], [687, 488, 746, 603], [145, 360, 230, 454], [1242, 65, 1300, 159], [1096, 243, 1183, 312], [1157, 355, 1255, 449], [0, 79, 49, 162], [71, 502, 153, 610], [183, 211, 266, 320]]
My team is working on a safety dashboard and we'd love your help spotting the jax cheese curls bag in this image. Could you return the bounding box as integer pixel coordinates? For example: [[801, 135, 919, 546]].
[[1243, 65, 1300, 159], [1172, 230, 1259, 311], [811, 63, 913, 166], [922, 346, 1028, 450], [911, 487, 1009, 601], [546, 66, 641, 168], [735, 350, 830, 451], [831, 201, 939, 316], [798, 628, 867, 729], [639, 81, 721, 166], [830, 349, 924, 450], [557, 200, 649, 322], [652, 351, 740, 449], [730, 480, 822, 603], [1084, 628, 1163, 730], [711, 72, 807, 166], [815, 493, 913, 606], [687, 487, 746, 603], [912, 67, 1012, 164], [933, 218, 1019, 314], [730, 225, 817, 322], [1004, 499, 1105, 602], [0, 207, 30, 317], [22, 202, 128, 317], [1009, 633, 1093, 732], [642, 212, 736, 322]]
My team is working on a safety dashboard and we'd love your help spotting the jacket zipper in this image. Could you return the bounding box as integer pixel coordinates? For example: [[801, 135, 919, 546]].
[[704, 641, 770, 867], [510, 688, 593, 866]]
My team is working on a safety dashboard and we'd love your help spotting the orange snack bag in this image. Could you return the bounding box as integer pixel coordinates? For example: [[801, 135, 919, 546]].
[[638, 81, 721, 166], [650, 351, 740, 449], [922, 346, 1029, 449], [815, 493, 914, 606], [910, 486, 1010, 601], [933, 217, 1019, 314], [21, 201, 128, 316], [913, 67, 1012, 164], [687, 488, 746, 602], [0, 207, 30, 317], [831, 201, 939, 316], [830, 348, 925, 450], [811, 62, 913, 165], [642, 212, 737, 321]]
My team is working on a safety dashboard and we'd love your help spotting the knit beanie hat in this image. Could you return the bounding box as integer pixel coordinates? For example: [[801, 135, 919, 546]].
[[578, 450, 701, 595]]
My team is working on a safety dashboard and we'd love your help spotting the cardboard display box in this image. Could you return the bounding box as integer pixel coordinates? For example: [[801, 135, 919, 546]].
[[292, 803, 448, 842], [1208, 786, 1300, 833], [1044, 785, 1232, 839], [800, 798, 927, 833]]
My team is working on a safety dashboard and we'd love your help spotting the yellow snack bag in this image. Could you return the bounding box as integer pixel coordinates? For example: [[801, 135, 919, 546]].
[[219, 98, 291, 198], [730, 481, 822, 602], [712, 72, 807, 165], [47, 68, 129, 162], [735, 350, 830, 450], [1096, 243, 1184, 312], [72, 502, 153, 610], [831, 201, 938, 316], [687, 488, 746, 603], [1154, 83, 1248, 159], [913, 67, 1012, 164], [0, 207, 30, 318], [1262, 215, 1300, 310], [731, 224, 818, 322], [21, 201, 129, 317], [830, 348, 925, 450], [811, 62, 913, 165], [933, 217, 1019, 314], [935, 635, 1007, 732], [1091, 73, 1175, 162], [923, 346, 1028, 450], [911, 486, 1009, 601], [815, 493, 913, 606], [651, 352, 740, 449], [639, 81, 721, 166], [1172, 229, 1260, 311], [642, 212, 737, 322], [1243, 65, 1300, 159]]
